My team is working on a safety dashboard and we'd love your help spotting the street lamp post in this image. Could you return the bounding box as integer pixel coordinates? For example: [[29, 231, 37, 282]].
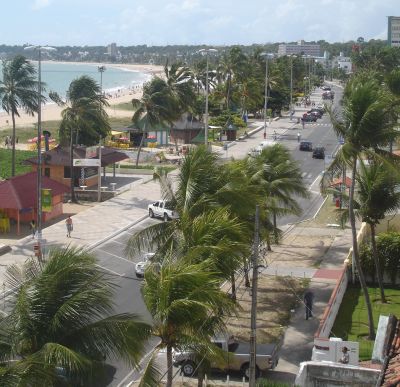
[[24, 45, 56, 261], [199, 48, 217, 147], [261, 53, 274, 139], [97, 66, 106, 203], [289, 55, 296, 112]]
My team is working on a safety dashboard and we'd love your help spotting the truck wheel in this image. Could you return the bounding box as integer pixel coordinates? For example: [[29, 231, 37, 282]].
[[241, 363, 260, 379], [149, 209, 154, 218], [163, 213, 169, 222], [181, 361, 196, 377]]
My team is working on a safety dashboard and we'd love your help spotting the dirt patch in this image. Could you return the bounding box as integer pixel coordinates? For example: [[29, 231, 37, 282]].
[[223, 275, 307, 344]]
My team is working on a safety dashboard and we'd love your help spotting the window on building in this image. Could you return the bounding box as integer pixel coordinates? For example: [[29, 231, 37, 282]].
[[64, 166, 71, 178]]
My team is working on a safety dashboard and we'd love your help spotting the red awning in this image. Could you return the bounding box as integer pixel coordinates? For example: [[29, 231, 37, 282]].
[[0, 171, 68, 210]]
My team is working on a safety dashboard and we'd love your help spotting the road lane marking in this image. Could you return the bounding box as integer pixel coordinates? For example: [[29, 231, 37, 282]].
[[96, 248, 134, 264], [95, 264, 125, 277]]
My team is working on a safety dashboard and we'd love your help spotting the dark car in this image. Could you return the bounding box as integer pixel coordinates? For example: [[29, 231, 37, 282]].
[[299, 141, 313, 151], [307, 109, 322, 119], [301, 113, 317, 122], [312, 147, 325, 159]]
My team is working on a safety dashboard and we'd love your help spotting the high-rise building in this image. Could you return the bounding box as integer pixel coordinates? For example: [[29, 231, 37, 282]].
[[388, 16, 400, 47], [107, 43, 117, 57], [278, 40, 320, 57]]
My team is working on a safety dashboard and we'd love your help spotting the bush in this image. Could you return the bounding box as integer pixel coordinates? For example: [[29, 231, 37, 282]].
[[257, 380, 297, 387]]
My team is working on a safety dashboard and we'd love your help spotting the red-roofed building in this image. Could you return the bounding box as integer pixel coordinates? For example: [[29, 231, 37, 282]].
[[0, 172, 68, 234]]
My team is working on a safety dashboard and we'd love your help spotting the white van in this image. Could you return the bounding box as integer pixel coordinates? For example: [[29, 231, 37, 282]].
[[248, 140, 275, 157]]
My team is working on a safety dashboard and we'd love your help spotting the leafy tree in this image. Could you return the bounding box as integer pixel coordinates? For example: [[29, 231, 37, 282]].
[[0, 247, 150, 387], [355, 161, 400, 302], [323, 75, 398, 338], [0, 55, 44, 176]]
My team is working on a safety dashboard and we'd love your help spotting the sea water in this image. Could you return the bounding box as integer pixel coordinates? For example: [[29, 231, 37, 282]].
[[0, 61, 150, 101]]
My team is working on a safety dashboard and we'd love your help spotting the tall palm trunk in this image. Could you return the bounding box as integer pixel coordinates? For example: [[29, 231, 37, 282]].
[[370, 223, 386, 303], [11, 111, 16, 176], [166, 344, 173, 387], [230, 271, 236, 300], [349, 158, 375, 339], [135, 123, 146, 167], [273, 212, 278, 244]]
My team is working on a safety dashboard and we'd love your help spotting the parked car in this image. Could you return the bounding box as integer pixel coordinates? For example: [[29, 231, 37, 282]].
[[148, 200, 179, 221], [312, 147, 325, 159], [301, 113, 317, 122], [299, 141, 313, 151], [173, 333, 280, 379], [321, 85, 331, 91], [135, 253, 156, 278]]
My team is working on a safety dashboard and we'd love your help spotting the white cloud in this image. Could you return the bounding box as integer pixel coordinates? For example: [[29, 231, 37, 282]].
[[182, 0, 199, 10], [32, 0, 52, 10]]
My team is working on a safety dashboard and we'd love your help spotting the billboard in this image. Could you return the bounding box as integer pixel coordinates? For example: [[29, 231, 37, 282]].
[[73, 159, 101, 167], [42, 189, 52, 212]]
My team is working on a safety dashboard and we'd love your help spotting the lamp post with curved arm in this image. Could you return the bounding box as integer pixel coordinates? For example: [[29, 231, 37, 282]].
[[199, 48, 217, 146], [261, 53, 274, 139], [24, 45, 56, 261]]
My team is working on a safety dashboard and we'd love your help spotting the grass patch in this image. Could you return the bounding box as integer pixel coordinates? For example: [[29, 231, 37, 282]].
[[0, 117, 132, 145], [112, 102, 134, 111], [0, 149, 36, 179], [331, 286, 400, 360], [0, 121, 61, 144], [299, 195, 346, 228]]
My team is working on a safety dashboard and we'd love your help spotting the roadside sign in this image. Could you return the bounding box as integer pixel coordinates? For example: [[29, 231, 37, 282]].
[[73, 159, 100, 167], [338, 137, 345, 145]]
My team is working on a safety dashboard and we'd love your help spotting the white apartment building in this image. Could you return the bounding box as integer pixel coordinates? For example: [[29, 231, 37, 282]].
[[388, 16, 400, 47], [278, 40, 320, 57]]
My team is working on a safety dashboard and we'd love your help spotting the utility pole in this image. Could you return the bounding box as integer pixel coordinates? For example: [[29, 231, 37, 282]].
[[97, 138, 102, 202], [249, 205, 260, 386]]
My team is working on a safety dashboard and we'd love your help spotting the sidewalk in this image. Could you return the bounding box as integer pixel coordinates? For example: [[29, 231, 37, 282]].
[[0, 174, 162, 292]]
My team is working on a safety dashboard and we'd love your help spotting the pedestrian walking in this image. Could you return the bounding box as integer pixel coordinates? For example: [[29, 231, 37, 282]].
[[66, 216, 73, 238], [302, 119, 305, 129], [304, 290, 314, 320], [297, 132, 301, 142], [273, 130, 277, 141], [29, 219, 36, 239]]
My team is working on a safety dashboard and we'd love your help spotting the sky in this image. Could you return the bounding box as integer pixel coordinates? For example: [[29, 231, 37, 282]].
[[1, 0, 399, 46]]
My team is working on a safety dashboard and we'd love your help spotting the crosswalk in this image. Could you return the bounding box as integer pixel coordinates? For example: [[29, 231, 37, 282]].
[[304, 123, 331, 127], [301, 171, 314, 180]]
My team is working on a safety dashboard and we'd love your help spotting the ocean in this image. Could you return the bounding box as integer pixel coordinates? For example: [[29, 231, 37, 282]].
[[0, 61, 150, 100]]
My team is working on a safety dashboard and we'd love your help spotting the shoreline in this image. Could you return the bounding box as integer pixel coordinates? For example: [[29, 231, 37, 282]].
[[0, 61, 163, 130]]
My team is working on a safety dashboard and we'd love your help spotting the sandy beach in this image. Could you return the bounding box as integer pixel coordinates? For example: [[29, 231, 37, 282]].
[[0, 62, 163, 130]]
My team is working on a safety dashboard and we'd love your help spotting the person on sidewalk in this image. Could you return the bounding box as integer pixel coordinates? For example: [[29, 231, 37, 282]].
[[339, 347, 349, 364], [304, 290, 314, 320], [297, 132, 301, 142], [29, 219, 36, 239], [66, 216, 73, 238]]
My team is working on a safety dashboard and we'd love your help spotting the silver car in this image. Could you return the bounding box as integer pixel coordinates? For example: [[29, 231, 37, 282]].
[[135, 253, 156, 278]]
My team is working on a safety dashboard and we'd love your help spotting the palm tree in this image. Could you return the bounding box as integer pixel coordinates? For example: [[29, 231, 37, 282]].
[[131, 77, 177, 166], [246, 144, 309, 244], [139, 257, 235, 387], [50, 75, 110, 202], [355, 161, 400, 303], [0, 247, 151, 386], [324, 75, 398, 339], [0, 55, 44, 176]]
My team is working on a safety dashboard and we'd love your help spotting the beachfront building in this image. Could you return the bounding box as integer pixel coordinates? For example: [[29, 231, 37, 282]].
[[0, 171, 68, 235], [23, 146, 128, 189], [278, 40, 321, 57], [388, 16, 400, 47]]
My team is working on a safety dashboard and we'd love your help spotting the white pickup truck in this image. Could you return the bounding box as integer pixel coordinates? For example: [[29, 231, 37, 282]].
[[148, 200, 179, 221], [173, 334, 280, 379]]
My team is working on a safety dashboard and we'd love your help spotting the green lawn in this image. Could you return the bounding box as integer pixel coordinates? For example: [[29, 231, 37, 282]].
[[332, 286, 400, 360], [0, 149, 36, 179]]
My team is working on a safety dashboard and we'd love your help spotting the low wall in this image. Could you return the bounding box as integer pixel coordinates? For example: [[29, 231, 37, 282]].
[[315, 223, 369, 339], [315, 265, 349, 339]]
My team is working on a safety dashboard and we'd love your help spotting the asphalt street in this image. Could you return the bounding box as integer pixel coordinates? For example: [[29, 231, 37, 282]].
[[95, 84, 344, 386]]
